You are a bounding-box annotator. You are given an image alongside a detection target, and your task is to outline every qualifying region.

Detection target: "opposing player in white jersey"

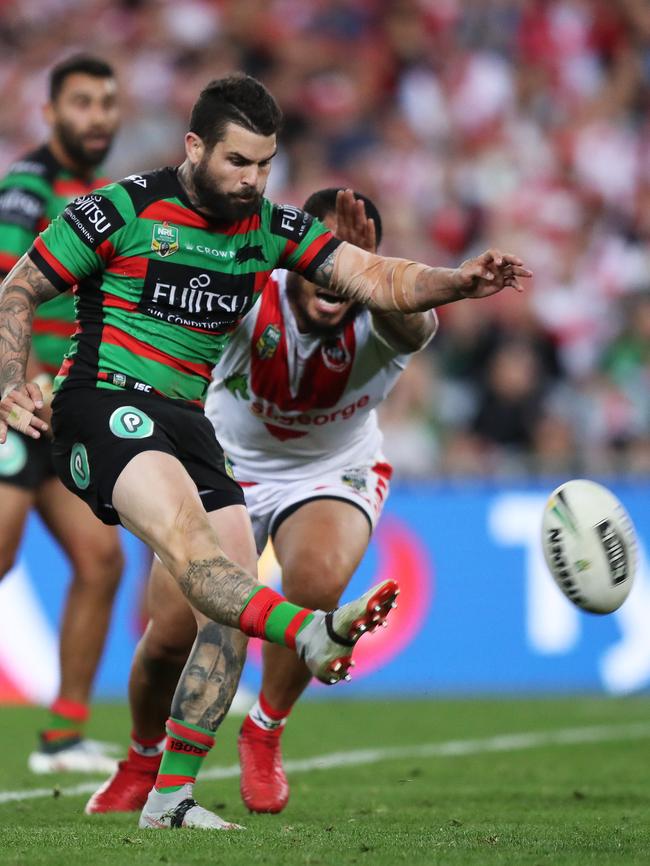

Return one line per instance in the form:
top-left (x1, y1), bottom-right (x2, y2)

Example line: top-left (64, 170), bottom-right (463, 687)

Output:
top-left (211, 188), bottom-right (437, 813)
top-left (84, 188), bottom-right (433, 816)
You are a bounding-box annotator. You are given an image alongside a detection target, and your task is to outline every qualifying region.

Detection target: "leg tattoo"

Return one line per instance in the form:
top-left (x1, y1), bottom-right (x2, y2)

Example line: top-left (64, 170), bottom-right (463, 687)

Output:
top-left (170, 621), bottom-right (247, 731)
top-left (179, 557), bottom-right (256, 627)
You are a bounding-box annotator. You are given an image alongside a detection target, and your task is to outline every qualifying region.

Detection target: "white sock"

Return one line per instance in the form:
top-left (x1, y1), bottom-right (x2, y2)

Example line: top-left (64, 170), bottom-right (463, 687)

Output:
top-left (248, 700), bottom-right (287, 732)
top-left (131, 735), bottom-right (166, 757)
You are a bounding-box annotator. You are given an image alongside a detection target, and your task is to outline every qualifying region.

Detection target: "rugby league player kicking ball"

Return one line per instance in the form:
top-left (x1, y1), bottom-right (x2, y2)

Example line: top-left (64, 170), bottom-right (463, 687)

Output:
top-left (0, 74), bottom-right (530, 830)
top-left (86, 186), bottom-right (440, 817)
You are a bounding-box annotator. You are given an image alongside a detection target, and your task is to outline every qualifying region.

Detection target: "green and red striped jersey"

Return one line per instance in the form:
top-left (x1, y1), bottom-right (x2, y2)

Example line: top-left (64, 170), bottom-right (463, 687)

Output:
top-left (0, 145), bottom-right (108, 374)
top-left (30, 167), bottom-right (341, 407)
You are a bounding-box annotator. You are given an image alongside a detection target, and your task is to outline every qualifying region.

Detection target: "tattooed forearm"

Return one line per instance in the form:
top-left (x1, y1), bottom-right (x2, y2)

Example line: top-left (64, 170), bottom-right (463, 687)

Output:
top-left (178, 556), bottom-right (258, 627)
top-left (371, 309), bottom-right (438, 354)
top-left (412, 266), bottom-right (462, 309)
top-left (171, 621), bottom-right (247, 730)
top-left (311, 249), bottom-right (338, 290)
top-left (0, 255), bottom-right (58, 397)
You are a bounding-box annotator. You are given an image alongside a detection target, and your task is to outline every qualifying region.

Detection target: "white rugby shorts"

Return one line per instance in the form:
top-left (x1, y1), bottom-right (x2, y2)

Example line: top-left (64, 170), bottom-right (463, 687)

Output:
top-left (237, 459), bottom-right (393, 554)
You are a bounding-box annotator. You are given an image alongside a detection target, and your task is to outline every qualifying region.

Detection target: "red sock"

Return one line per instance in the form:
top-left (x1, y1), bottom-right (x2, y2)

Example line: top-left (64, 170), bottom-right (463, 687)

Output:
top-left (43, 698), bottom-right (89, 744)
top-left (239, 587), bottom-right (313, 649)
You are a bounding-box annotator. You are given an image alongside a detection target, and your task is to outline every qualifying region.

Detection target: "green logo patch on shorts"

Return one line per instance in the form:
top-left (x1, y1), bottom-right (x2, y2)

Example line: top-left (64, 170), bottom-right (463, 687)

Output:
top-left (70, 443), bottom-right (90, 489)
top-left (109, 406), bottom-right (154, 439)
top-left (0, 430), bottom-right (28, 477)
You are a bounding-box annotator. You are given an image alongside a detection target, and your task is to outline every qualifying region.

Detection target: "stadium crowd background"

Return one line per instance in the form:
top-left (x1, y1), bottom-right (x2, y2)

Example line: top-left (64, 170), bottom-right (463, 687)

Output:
top-left (0, 0), bottom-right (648, 481)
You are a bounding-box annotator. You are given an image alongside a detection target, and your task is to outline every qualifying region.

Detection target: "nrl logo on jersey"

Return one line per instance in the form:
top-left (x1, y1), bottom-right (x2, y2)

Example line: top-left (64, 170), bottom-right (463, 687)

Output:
top-left (256, 324), bottom-right (281, 359)
top-left (151, 222), bottom-right (179, 258)
top-left (341, 468), bottom-right (367, 492)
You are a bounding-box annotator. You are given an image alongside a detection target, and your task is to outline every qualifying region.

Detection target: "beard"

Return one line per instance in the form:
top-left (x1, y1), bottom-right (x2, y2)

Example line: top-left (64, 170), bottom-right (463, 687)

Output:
top-left (285, 272), bottom-right (361, 338)
top-left (192, 158), bottom-right (262, 222)
top-left (54, 120), bottom-right (111, 169)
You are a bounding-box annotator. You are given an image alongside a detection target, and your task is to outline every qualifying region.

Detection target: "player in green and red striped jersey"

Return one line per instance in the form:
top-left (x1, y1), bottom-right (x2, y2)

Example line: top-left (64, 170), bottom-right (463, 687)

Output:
top-left (0, 54), bottom-right (124, 774)
top-left (0, 74), bottom-right (529, 830)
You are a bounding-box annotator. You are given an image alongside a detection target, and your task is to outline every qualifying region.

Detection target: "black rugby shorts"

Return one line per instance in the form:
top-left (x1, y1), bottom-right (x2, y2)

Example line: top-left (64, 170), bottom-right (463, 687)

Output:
top-left (0, 429), bottom-right (56, 491)
top-left (51, 387), bottom-right (244, 525)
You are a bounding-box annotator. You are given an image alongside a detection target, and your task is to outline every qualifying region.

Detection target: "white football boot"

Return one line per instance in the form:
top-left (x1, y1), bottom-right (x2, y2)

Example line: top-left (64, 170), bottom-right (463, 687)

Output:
top-left (28, 738), bottom-right (119, 774)
top-left (138, 784), bottom-right (244, 830)
top-left (296, 579), bottom-right (399, 684)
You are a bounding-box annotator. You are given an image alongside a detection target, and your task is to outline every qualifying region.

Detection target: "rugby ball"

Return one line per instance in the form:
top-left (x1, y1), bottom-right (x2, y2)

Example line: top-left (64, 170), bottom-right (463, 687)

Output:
top-left (541, 479), bottom-right (637, 614)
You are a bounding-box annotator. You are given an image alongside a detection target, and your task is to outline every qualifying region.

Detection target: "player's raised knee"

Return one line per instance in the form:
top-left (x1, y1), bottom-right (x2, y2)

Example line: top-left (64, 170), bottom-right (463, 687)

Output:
top-left (282, 555), bottom-right (350, 610)
top-left (142, 629), bottom-right (194, 666)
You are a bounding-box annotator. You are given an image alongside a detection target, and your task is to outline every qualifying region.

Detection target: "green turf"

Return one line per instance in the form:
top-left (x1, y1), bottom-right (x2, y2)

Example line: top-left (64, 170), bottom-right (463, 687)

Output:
top-left (1, 696), bottom-right (649, 865)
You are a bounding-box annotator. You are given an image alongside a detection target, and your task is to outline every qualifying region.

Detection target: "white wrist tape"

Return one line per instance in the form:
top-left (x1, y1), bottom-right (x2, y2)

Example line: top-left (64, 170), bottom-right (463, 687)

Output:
top-left (331, 243), bottom-right (430, 312)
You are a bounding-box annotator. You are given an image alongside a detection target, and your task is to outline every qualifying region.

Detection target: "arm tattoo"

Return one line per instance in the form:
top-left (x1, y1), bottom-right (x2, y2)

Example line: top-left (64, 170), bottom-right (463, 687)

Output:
top-left (170, 621), bottom-right (247, 730)
top-left (0, 255), bottom-right (59, 397)
top-left (311, 249), bottom-right (338, 290)
top-left (178, 556), bottom-right (257, 627)
top-left (412, 267), bottom-right (462, 310)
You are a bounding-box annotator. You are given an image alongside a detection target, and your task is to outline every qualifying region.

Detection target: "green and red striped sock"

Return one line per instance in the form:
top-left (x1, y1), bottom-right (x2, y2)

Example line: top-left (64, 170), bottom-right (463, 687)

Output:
top-left (42, 698), bottom-right (89, 748)
top-left (238, 587), bottom-right (314, 649)
top-left (155, 718), bottom-right (215, 793)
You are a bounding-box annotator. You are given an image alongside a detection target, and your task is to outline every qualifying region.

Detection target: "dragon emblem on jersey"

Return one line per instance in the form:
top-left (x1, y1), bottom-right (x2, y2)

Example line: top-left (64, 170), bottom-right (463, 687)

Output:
top-left (224, 373), bottom-right (250, 400)
top-left (321, 337), bottom-right (351, 373)
top-left (256, 324), bottom-right (281, 359)
top-left (341, 468), bottom-right (367, 492)
top-left (151, 222), bottom-right (179, 258)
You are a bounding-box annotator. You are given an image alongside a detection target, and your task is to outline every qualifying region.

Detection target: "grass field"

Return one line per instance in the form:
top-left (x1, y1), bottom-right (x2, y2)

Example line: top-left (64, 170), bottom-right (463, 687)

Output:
top-left (1, 696), bottom-right (649, 865)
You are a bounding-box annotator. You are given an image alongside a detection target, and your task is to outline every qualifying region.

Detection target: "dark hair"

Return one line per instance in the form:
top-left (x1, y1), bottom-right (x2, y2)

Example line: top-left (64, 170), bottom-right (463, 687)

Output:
top-left (189, 74), bottom-right (283, 149)
top-left (302, 188), bottom-right (383, 247)
top-left (49, 54), bottom-right (115, 102)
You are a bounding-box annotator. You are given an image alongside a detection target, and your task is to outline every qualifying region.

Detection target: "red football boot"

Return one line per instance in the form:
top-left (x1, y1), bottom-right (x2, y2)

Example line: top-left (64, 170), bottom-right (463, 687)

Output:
top-left (238, 717), bottom-right (289, 814)
top-left (84, 748), bottom-right (161, 814)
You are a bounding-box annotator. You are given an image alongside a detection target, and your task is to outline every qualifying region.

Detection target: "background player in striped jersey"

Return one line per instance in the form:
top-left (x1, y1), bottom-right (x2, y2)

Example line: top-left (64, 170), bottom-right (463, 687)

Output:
top-left (0, 74), bottom-right (528, 830)
top-left (85, 186), bottom-right (438, 816)
top-left (0, 54), bottom-right (124, 773)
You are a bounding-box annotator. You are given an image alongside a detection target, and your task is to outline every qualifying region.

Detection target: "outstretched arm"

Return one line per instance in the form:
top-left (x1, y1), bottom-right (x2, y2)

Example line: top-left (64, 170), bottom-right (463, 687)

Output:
top-left (0, 254), bottom-right (58, 442)
top-left (333, 189), bottom-right (439, 352)
top-left (313, 195), bottom-right (531, 313)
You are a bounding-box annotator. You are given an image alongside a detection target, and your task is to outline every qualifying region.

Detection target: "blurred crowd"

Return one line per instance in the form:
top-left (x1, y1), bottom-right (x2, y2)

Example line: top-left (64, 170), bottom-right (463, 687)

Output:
top-left (0, 0), bottom-right (648, 479)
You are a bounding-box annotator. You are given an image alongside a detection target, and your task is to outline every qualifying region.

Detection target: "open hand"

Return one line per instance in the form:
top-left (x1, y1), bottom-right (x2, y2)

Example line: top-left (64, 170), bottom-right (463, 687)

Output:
top-left (454, 249), bottom-right (532, 299)
top-left (334, 188), bottom-right (377, 253)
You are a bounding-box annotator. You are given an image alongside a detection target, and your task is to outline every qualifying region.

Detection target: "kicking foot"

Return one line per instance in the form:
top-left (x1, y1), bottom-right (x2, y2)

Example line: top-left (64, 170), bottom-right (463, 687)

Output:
top-left (138, 784), bottom-right (244, 830)
top-left (85, 748), bottom-right (161, 814)
top-left (238, 719), bottom-right (288, 814)
top-left (28, 736), bottom-right (119, 775)
top-left (296, 579), bottom-right (399, 684)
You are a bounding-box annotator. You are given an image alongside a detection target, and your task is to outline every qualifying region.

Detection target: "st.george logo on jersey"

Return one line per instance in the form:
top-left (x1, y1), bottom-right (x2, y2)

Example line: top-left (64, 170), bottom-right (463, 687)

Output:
top-left (321, 337), bottom-right (351, 372)
top-left (151, 222), bottom-right (179, 258)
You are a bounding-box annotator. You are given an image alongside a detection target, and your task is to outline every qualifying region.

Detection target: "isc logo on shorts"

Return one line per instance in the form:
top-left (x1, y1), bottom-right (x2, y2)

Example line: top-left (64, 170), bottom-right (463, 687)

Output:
top-left (109, 406), bottom-right (154, 439)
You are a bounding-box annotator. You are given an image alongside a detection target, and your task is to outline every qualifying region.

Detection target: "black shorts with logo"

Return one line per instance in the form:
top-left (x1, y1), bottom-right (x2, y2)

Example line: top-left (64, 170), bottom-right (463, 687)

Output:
top-left (51, 387), bottom-right (245, 525)
top-left (0, 428), bottom-right (56, 491)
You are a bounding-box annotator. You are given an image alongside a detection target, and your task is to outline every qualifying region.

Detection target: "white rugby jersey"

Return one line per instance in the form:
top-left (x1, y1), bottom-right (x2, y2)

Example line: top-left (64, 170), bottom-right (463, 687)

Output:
top-left (206, 271), bottom-right (424, 482)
